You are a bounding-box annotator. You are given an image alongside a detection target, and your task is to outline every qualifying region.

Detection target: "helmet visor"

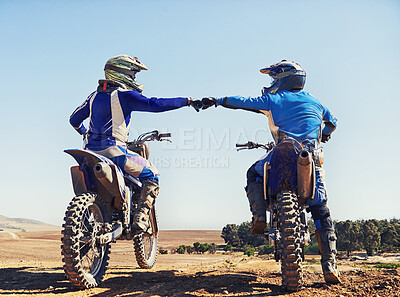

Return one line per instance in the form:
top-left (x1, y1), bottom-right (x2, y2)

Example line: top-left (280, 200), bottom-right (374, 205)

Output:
top-left (260, 66), bottom-right (280, 79)
top-left (260, 67), bottom-right (271, 75)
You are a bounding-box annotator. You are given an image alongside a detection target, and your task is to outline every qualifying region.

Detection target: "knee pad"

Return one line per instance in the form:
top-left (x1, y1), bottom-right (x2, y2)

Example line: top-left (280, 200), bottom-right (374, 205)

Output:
top-left (309, 201), bottom-right (334, 230)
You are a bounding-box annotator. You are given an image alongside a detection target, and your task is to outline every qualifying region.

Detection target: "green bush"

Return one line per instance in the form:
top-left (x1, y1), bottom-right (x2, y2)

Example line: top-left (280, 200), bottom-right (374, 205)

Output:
top-left (258, 244), bottom-right (274, 255)
top-left (199, 243), bottom-right (210, 254)
top-left (304, 242), bottom-right (320, 254)
top-left (374, 263), bottom-right (400, 269)
top-left (193, 242), bottom-right (201, 253)
top-left (176, 245), bottom-right (186, 254)
top-left (159, 249), bottom-right (168, 254)
top-left (209, 243), bottom-right (217, 254)
top-left (224, 244), bottom-right (232, 252)
top-left (244, 245), bottom-right (255, 256)
top-left (186, 245), bottom-right (194, 254)
top-left (190, 242), bottom-right (213, 254)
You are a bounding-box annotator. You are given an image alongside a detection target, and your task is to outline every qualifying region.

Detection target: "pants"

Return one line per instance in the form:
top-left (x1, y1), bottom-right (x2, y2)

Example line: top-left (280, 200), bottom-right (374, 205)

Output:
top-left (88, 145), bottom-right (159, 183)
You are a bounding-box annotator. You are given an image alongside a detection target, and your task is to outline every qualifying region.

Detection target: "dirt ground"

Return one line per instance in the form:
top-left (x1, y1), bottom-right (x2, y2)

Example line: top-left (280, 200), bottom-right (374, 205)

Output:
top-left (1, 230), bottom-right (400, 297)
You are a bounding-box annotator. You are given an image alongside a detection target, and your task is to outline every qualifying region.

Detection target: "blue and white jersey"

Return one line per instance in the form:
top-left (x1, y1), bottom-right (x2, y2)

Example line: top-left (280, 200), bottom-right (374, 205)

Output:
top-left (217, 90), bottom-right (337, 143)
top-left (70, 86), bottom-right (188, 149)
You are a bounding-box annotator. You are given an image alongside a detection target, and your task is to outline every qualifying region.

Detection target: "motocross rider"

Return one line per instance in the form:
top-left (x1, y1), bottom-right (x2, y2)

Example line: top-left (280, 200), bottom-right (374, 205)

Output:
top-left (201, 60), bottom-right (340, 284)
top-left (70, 54), bottom-right (202, 232)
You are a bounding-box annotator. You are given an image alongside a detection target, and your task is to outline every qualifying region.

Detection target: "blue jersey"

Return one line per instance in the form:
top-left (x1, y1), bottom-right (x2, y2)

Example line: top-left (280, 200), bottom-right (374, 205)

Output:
top-left (70, 87), bottom-right (188, 149)
top-left (217, 90), bottom-right (337, 143)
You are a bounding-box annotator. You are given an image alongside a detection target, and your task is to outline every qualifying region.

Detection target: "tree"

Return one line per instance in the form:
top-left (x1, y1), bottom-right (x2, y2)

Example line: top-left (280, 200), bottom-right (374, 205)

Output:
top-left (193, 242), bottom-right (201, 253)
top-left (237, 221), bottom-right (267, 247)
top-left (176, 245), bottom-right (186, 254)
top-left (223, 218), bottom-right (400, 257)
top-left (308, 218), bottom-right (316, 236)
top-left (209, 243), bottom-right (217, 254)
top-left (335, 220), bottom-right (363, 257)
top-left (379, 220), bottom-right (400, 251)
top-left (258, 244), bottom-right (274, 255)
top-left (198, 243), bottom-right (210, 254)
top-left (362, 219), bottom-right (380, 256)
top-left (237, 222), bottom-right (253, 247)
top-left (221, 224), bottom-right (240, 246)
top-left (186, 245), bottom-right (194, 254)
top-left (391, 219), bottom-right (400, 250)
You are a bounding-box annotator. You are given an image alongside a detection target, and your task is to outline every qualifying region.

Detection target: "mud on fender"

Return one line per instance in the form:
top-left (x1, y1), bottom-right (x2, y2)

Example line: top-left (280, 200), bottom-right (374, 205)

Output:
top-left (269, 139), bottom-right (301, 194)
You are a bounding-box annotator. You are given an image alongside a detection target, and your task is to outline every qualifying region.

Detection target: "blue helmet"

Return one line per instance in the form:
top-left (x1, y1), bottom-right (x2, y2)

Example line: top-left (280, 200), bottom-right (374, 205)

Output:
top-left (260, 60), bottom-right (306, 95)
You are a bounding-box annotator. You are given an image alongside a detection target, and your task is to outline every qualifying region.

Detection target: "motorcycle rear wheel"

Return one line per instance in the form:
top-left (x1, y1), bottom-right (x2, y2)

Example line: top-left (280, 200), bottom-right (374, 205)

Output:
top-left (277, 191), bottom-right (303, 291)
top-left (61, 192), bottom-right (111, 288)
top-left (133, 207), bottom-right (158, 269)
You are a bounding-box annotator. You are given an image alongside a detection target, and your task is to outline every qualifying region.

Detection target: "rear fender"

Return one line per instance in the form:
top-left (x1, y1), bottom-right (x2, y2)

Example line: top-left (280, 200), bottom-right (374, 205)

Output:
top-left (65, 149), bottom-right (127, 208)
top-left (70, 166), bottom-right (87, 195)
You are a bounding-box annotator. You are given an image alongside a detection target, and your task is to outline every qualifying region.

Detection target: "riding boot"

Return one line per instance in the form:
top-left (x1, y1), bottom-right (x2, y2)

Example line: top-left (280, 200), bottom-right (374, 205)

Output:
top-left (246, 182), bottom-right (267, 235)
top-left (315, 228), bottom-right (341, 284)
top-left (133, 179), bottom-right (159, 232)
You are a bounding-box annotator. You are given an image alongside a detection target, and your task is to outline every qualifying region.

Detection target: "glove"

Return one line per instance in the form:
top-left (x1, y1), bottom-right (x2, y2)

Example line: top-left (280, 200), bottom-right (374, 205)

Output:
top-left (201, 97), bottom-right (217, 110)
top-left (188, 98), bottom-right (202, 112)
top-left (321, 133), bottom-right (331, 143)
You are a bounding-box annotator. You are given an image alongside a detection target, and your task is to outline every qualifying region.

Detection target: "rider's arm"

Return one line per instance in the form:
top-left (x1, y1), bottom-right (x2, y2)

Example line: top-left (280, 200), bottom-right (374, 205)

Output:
top-left (216, 95), bottom-right (270, 113)
top-left (69, 93), bottom-right (95, 135)
top-left (123, 91), bottom-right (189, 112)
top-left (322, 105), bottom-right (337, 136)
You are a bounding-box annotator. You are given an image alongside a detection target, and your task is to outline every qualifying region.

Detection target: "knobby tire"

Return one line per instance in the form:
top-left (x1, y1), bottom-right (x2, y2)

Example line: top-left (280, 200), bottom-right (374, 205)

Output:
top-left (133, 208), bottom-right (158, 269)
top-left (61, 192), bottom-right (111, 288)
top-left (277, 191), bottom-right (303, 291)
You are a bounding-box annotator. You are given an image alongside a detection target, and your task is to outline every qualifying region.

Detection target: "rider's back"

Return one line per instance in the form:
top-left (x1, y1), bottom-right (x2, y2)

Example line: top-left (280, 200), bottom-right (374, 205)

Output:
top-left (265, 90), bottom-right (326, 142)
top-left (71, 87), bottom-right (189, 150)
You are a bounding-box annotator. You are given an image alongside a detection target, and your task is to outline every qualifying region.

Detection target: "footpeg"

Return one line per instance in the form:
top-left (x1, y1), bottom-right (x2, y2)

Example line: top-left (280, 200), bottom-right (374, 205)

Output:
top-left (99, 222), bottom-right (123, 244)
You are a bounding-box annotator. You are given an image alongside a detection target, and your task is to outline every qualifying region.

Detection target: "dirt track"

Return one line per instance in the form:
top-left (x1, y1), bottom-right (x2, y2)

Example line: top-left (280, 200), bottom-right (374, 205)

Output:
top-left (1, 230), bottom-right (400, 297)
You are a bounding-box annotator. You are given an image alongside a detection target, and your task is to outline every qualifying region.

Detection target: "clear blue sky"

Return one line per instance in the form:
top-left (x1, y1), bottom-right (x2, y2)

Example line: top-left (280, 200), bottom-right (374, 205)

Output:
top-left (1, 0), bottom-right (399, 230)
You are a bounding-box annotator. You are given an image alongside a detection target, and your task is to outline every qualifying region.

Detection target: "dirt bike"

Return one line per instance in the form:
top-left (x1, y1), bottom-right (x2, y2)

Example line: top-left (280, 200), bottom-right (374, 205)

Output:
top-left (236, 138), bottom-right (314, 291)
top-left (61, 130), bottom-right (171, 288)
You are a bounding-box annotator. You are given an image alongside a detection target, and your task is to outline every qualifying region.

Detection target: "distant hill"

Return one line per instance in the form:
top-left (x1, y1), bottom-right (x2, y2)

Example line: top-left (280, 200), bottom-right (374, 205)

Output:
top-left (0, 215), bottom-right (60, 232)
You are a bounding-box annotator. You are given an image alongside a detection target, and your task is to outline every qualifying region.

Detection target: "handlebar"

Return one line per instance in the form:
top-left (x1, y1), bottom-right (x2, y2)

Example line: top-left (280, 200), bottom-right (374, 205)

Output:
top-left (127, 130), bottom-right (172, 147)
top-left (158, 132), bottom-right (172, 139)
top-left (236, 141), bottom-right (275, 151)
top-left (236, 143), bottom-right (250, 148)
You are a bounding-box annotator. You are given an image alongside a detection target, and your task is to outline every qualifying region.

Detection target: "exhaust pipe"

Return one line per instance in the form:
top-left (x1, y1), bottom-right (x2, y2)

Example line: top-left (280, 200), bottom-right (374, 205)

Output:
top-left (297, 150), bottom-right (315, 201)
top-left (94, 162), bottom-right (119, 196)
